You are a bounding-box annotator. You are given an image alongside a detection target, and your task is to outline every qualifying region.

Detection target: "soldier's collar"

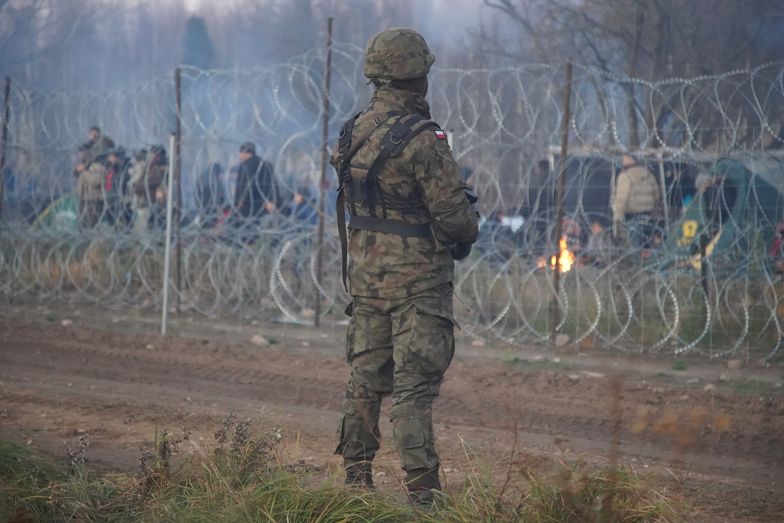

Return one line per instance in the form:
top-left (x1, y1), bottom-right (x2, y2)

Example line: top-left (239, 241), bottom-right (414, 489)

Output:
top-left (372, 86), bottom-right (431, 118)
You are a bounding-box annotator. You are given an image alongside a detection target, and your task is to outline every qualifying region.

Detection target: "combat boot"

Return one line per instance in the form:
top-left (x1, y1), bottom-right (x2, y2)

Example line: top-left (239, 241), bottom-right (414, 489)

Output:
top-left (406, 467), bottom-right (441, 511)
top-left (344, 460), bottom-right (375, 490)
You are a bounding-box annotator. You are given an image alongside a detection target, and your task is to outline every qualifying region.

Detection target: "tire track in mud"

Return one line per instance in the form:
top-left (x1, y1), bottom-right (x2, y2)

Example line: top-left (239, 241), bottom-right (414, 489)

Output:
top-left (2, 323), bottom-right (783, 472)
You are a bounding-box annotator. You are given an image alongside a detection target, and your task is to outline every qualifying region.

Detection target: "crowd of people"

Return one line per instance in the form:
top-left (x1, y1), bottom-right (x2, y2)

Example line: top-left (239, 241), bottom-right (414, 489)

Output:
top-left (70, 125), bottom-right (784, 274)
top-left (71, 127), bottom-right (317, 241)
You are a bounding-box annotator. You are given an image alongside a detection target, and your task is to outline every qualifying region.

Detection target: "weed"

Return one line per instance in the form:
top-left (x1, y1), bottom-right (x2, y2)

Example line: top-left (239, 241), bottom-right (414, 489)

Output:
top-left (0, 419), bottom-right (685, 522)
top-left (136, 427), bottom-right (190, 495)
top-left (672, 360), bottom-right (688, 371)
top-left (66, 433), bottom-right (89, 474)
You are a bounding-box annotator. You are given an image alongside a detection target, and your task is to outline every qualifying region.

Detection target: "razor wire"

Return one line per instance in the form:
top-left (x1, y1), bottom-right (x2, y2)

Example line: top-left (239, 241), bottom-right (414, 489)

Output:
top-left (2, 43), bottom-right (784, 361)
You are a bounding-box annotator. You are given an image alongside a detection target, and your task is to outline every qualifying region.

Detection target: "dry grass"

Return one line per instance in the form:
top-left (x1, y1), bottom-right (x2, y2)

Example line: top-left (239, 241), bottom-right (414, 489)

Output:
top-left (0, 416), bottom-right (685, 522)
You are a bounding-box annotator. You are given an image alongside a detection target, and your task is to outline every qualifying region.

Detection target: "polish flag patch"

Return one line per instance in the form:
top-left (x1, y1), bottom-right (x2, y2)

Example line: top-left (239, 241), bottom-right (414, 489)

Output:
top-left (434, 129), bottom-right (447, 140)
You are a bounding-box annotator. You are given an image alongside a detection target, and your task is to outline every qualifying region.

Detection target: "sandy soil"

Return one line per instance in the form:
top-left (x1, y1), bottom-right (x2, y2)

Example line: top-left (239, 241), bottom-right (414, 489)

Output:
top-left (1, 304), bottom-right (782, 521)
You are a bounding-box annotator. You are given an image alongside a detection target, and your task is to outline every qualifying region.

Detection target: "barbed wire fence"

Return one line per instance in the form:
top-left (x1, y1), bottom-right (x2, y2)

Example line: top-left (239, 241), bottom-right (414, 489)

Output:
top-left (1, 42), bottom-right (784, 362)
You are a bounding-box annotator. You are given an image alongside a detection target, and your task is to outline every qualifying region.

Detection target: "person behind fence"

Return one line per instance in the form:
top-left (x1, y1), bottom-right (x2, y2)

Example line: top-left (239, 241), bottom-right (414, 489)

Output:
top-left (105, 148), bottom-right (131, 228)
top-left (769, 220), bottom-right (784, 274)
top-left (127, 149), bottom-right (147, 232)
top-left (149, 145), bottom-right (169, 230)
top-left (72, 143), bottom-right (91, 179)
top-left (611, 154), bottom-right (660, 248)
top-left (282, 186), bottom-right (317, 228)
top-left (82, 126), bottom-right (115, 167)
top-left (76, 153), bottom-right (106, 228)
top-left (331, 27), bottom-right (479, 510)
top-left (129, 146), bottom-right (166, 234)
top-left (581, 218), bottom-right (612, 266)
top-left (196, 162), bottom-right (229, 229)
top-left (232, 142), bottom-right (277, 241)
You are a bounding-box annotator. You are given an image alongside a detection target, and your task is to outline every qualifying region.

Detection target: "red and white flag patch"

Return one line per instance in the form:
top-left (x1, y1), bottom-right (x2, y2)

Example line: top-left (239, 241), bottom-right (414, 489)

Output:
top-left (434, 129), bottom-right (447, 140)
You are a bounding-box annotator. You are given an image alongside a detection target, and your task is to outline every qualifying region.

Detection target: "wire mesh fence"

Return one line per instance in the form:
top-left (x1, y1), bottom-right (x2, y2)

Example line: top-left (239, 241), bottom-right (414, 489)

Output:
top-left (2, 43), bottom-right (784, 361)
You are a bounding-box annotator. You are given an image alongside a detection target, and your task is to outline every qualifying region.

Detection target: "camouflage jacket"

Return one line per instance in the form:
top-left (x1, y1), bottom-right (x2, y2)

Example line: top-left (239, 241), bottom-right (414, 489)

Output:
top-left (334, 86), bottom-right (479, 299)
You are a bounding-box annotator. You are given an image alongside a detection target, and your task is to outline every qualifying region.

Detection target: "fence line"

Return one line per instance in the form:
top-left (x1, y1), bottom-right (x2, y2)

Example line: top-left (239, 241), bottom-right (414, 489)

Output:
top-left (2, 44), bottom-right (784, 361)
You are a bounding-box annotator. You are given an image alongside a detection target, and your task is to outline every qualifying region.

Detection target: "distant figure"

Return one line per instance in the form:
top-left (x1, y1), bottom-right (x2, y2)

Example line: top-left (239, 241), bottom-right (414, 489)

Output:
top-left (232, 142), bottom-right (277, 242)
top-left (234, 142), bottom-right (277, 218)
top-left (129, 146), bottom-right (167, 234)
top-left (612, 155), bottom-right (660, 247)
top-left (105, 148), bottom-right (131, 227)
top-left (77, 159), bottom-right (106, 228)
top-left (582, 219), bottom-right (611, 266)
top-left (770, 221), bottom-right (784, 274)
top-left (196, 162), bottom-right (228, 229)
top-left (72, 143), bottom-right (91, 179)
top-left (82, 126), bottom-right (115, 167)
top-left (283, 187), bottom-right (317, 227)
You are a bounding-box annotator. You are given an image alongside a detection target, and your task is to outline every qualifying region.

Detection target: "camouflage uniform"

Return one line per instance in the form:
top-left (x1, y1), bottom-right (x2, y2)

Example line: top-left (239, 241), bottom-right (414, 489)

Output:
top-left (333, 28), bottom-right (479, 504)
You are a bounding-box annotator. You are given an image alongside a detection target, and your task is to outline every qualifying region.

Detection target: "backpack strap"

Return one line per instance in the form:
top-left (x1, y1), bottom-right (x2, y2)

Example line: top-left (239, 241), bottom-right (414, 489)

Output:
top-left (361, 114), bottom-right (438, 218)
top-left (334, 110), bottom-right (401, 291)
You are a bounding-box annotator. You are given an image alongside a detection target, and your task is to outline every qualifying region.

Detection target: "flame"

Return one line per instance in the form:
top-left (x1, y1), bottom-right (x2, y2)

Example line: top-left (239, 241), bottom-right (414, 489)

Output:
top-left (551, 236), bottom-right (575, 272)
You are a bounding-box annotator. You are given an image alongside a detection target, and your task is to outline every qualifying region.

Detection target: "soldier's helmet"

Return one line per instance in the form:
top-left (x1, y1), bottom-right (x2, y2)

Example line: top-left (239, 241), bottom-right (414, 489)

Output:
top-left (364, 28), bottom-right (435, 81)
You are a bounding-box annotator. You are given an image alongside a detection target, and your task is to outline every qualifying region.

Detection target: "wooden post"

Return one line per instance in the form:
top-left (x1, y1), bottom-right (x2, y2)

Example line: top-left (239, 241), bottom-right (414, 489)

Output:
top-left (314, 17), bottom-right (333, 328)
top-left (552, 61), bottom-right (573, 339)
top-left (174, 67), bottom-right (183, 313)
top-left (0, 78), bottom-right (10, 222)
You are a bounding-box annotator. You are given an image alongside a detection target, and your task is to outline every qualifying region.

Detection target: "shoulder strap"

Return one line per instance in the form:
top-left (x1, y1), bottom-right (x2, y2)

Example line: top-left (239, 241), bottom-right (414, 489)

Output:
top-left (335, 110), bottom-right (403, 292)
top-left (365, 114), bottom-right (439, 217)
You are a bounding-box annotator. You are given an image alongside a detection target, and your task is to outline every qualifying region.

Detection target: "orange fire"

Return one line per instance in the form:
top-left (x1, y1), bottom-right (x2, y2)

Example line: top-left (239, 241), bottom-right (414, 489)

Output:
top-left (536, 237), bottom-right (576, 272)
top-left (551, 236), bottom-right (575, 272)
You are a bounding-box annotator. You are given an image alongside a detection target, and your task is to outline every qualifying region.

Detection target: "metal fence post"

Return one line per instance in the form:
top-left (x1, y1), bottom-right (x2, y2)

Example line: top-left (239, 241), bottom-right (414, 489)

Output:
top-left (314, 17), bottom-right (334, 328)
top-left (551, 61), bottom-right (573, 340)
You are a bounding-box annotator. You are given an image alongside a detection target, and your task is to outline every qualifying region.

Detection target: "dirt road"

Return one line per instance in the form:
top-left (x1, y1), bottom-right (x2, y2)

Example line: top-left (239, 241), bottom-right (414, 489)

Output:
top-left (1, 306), bottom-right (782, 521)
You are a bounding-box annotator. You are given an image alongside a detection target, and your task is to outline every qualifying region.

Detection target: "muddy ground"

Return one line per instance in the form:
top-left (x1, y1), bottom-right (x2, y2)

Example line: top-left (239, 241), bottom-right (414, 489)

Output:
top-left (1, 303), bottom-right (783, 521)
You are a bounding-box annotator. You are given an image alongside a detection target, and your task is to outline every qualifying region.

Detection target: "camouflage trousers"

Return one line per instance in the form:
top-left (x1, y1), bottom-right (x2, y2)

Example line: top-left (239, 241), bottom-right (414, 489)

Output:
top-left (335, 283), bottom-right (455, 489)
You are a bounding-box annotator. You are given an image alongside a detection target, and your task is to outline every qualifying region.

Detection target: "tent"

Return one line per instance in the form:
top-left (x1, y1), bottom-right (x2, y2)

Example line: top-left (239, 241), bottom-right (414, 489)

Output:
top-left (662, 157), bottom-right (784, 269)
top-left (29, 194), bottom-right (80, 234)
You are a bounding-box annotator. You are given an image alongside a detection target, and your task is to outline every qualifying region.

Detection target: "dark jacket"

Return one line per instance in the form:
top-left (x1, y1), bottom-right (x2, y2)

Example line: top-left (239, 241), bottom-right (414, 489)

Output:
top-left (234, 155), bottom-right (277, 218)
top-left (106, 158), bottom-right (131, 200)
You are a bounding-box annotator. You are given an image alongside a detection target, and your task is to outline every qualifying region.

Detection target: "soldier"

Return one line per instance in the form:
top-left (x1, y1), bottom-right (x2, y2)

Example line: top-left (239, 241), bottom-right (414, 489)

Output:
top-left (332, 28), bottom-right (479, 509)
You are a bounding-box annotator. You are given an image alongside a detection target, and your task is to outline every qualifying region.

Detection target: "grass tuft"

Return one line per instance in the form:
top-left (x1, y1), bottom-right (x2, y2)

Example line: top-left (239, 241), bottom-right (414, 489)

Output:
top-left (0, 420), bottom-right (685, 522)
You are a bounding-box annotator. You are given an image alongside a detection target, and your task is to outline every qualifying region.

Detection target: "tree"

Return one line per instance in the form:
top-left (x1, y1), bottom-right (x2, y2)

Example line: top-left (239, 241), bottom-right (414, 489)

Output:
top-left (182, 16), bottom-right (215, 70)
top-left (0, 0), bottom-right (93, 83)
top-left (480, 0), bottom-right (784, 149)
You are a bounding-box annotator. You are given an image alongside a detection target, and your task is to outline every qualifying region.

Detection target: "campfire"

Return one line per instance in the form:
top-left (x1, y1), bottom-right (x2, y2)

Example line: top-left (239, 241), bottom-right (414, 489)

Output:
top-left (537, 237), bottom-right (576, 272)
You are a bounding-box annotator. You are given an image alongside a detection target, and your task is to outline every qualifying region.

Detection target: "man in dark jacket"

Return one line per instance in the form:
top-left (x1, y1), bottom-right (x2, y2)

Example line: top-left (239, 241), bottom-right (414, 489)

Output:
top-left (232, 142), bottom-right (277, 242)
